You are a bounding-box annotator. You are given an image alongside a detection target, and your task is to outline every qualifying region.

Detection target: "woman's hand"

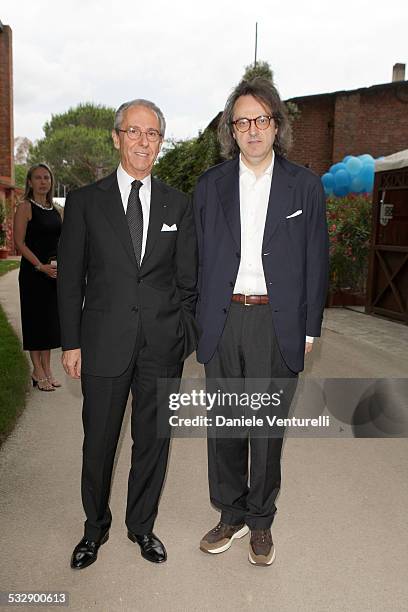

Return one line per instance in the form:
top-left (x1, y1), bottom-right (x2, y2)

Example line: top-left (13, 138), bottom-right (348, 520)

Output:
top-left (39, 263), bottom-right (57, 278)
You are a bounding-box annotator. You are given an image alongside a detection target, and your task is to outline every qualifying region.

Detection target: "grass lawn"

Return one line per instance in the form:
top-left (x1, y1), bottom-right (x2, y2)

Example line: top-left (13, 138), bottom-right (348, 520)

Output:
top-left (0, 268), bottom-right (29, 445)
top-left (0, 259), bottom-right (20, 277)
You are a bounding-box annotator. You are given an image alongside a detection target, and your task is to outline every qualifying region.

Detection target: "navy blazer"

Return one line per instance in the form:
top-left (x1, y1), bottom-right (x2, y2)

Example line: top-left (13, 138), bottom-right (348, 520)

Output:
top-left (193, 155), bottom-right (329, 373)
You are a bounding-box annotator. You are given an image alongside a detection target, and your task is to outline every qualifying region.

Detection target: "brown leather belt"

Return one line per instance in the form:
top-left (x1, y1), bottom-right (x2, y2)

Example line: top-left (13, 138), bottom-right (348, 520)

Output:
top-left (232, 294), bottom-right (269, 306)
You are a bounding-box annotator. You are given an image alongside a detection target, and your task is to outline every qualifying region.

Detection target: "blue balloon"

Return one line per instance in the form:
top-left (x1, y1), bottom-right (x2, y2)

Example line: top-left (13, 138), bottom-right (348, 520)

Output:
top-left (321, 172), bottom-right (334, 195)
top-left (333, 169), bottom-right (351, 197)
top-left (345, 157), bottom-right (363, 176)
top-left (360, 164), bottom-right (374, 192)
top-left (333, 183), bottom-right (350, 197)
top-left (334, 169), bottom-right (351, 187)
top-left (358, 154), bottom-right (375, 166)
top-left (350, 174), bottom-right (365, 193)
top-left (330, 162), bottom-right (347, 175)
top-left (323, 154), bottom-right (376, 195)
top-left (334, 169), bottom-right (350, 187)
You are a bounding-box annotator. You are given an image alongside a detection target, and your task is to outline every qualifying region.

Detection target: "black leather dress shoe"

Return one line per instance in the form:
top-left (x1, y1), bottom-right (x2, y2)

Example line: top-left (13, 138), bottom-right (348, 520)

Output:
top-left (127, 531), bottom-right (167, 563)
top-left (70, 531), bottom-right (109, 570)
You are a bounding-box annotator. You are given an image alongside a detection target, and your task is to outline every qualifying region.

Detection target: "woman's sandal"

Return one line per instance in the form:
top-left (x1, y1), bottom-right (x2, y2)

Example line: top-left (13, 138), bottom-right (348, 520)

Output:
top-left (32, 376), bottom-right (55, 392)
top-left (47, 376), bottom-right (62, 388)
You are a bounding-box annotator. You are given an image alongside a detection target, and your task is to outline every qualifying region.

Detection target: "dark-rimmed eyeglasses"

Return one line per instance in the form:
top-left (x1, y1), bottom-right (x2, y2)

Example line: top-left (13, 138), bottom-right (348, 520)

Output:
top-left (117, 126), bottom-right (162, 142)
top-left (231, 115), bottom-right (274, 132)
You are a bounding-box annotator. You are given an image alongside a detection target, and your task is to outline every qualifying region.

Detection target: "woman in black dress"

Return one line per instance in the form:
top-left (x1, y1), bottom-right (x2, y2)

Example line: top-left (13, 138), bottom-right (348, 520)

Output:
top-left (14, 163), bottom-right (62, 391)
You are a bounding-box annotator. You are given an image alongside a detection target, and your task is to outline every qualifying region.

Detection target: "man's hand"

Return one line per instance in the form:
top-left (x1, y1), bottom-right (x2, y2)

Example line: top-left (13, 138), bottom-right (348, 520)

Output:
top-left (304, 342), bottom-right (314, 355)
top-left (62, 348), bottom-right (82, 379)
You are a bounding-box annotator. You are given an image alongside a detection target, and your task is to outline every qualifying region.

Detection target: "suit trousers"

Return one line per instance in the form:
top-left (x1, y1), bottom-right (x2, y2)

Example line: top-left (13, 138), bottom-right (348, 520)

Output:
top-left (80, 319), bottom-right (183, 541)
top-left (205, 302), bottom-right (298, 530)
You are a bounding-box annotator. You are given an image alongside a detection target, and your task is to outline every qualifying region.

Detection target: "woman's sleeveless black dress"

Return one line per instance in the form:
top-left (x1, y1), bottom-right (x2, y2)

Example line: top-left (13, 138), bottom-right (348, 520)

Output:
top-left (18, 202), bottom-right (62, 350)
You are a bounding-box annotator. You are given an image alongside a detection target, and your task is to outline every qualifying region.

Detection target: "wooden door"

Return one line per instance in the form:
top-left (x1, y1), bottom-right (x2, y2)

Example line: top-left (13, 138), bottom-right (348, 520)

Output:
top-left (366, 169), bottom-right (408, 323)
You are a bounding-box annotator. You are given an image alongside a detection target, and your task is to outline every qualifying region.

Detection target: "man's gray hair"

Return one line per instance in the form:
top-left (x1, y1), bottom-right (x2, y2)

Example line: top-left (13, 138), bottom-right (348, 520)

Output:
top-left (114, 99), bottom-right (166, 136)
top-left (218, 77), bottom-right (292, 159)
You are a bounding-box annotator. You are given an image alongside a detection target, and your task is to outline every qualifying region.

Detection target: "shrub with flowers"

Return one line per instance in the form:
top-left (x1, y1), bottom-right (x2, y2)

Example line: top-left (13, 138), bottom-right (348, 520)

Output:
top-left (0, 196), bottom-right (15, 252)
top-left (326, 194), bottom-right (372, 293)
top-left (0, 200), bottom-right (7, 248)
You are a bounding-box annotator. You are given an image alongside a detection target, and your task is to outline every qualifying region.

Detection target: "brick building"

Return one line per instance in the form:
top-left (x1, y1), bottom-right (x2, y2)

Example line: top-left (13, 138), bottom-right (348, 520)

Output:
top-left (287, 67), bottom-right (408, 176)
top-left (207, 66), bottom-right (408, 178)
top-left (0, 22), bottom-right (21, 255)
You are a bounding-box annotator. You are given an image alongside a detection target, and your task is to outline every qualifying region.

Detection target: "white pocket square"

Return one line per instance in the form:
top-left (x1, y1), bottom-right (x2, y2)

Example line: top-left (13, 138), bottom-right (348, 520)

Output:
top-left (161, 223), bottom-right (177, 232)
top-left (286, 210), bottom-right (302, 219)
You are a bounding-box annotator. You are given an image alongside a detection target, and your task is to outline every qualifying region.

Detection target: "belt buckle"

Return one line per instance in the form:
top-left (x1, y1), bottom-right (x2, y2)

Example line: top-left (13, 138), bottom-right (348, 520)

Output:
top-left (244, 294), bottom-right (253, 306)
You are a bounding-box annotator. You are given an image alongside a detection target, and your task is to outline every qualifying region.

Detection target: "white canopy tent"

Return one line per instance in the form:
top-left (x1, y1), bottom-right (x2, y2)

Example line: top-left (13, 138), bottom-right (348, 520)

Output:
top-left (375, 149), bottom-right (408, 173)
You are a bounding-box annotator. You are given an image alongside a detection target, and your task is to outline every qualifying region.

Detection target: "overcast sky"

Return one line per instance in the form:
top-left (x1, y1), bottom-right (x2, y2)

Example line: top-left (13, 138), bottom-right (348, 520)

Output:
top-left (2, 0), bottom-right (407, 145)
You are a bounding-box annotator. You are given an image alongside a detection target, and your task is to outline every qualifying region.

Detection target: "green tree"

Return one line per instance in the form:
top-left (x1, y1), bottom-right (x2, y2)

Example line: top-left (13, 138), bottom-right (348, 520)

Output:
top-left (14, 164), bottom-right (27, 189)
top-left (242, 60), bottom-right (273, 82)
top-left (155, 59), bottom-right (300, 193)
top-left (14, 137), bottom-right (32, 164)
top-left (154, 129), bottom-right (222, 194)
top-left (241, 60), bottom-right (299, 121)
top-left (29, 103), bottom-right (118, 189)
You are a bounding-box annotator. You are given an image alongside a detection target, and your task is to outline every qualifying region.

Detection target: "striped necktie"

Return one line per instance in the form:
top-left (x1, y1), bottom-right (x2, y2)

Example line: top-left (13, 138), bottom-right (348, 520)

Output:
top-left (126, 179), bottom-right (143, 265)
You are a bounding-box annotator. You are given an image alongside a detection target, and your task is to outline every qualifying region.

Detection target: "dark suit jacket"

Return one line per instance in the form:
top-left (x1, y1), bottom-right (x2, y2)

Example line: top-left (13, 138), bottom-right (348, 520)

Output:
top-left (57, 171), bottom-right (198, 377)
top-left (193, 155), bottom-right (329, 373)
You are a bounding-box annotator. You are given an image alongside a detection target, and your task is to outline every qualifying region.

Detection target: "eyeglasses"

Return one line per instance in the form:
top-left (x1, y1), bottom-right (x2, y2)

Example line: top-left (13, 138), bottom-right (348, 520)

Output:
top-left (117, 126), bottom-right (162, 142)
top-left (231, 115), bottom-right (274, 132)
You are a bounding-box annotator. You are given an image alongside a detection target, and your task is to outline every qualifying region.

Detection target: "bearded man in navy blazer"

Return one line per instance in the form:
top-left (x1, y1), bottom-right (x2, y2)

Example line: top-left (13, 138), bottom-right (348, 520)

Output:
top-left (194, 78), bottom-right (329, 566)
top-left (58, 99), bottom-right (198, 569)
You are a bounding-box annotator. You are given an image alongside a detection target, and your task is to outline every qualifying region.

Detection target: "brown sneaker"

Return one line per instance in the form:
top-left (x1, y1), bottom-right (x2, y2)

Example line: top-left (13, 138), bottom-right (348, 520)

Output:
top-left (248, 529), bottom-right (276, 566)
top-left (200, 521), bottom-right (249, 554)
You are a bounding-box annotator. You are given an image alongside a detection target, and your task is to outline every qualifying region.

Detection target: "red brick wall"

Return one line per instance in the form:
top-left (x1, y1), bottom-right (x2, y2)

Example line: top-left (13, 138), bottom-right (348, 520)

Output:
top-left (287, 81), bottom-right (408, 176)
top-left (332, 92), bottom-right (361, 161)
top-left (289, 95), bottom-right (335, 176)
top-left (348, 85), bottom-right (408, 159)
top-left (0, 25), bottom-right (14, 183)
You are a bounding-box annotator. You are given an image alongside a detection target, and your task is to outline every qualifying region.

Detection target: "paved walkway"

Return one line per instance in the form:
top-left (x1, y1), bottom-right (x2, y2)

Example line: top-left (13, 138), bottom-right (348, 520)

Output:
top-left (0, 268), bottom-right (407, 612)
top-left (323, 306), bottom-right (408, 362)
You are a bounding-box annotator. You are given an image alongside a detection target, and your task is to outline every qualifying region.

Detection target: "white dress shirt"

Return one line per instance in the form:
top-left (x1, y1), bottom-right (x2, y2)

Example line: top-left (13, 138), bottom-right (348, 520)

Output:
top-left (234, 154), bottom-right (314, 344)
top-left (117, 164), bottom-right (151, 262)
top-left (234, 154), bottom-right (274, 295)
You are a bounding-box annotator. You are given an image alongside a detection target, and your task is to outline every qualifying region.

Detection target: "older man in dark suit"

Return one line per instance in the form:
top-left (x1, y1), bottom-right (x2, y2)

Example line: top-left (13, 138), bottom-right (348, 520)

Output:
top-left (58, 99), bottom-right (198, 569)
top-left (194, 78), bottom-right (329, 566)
